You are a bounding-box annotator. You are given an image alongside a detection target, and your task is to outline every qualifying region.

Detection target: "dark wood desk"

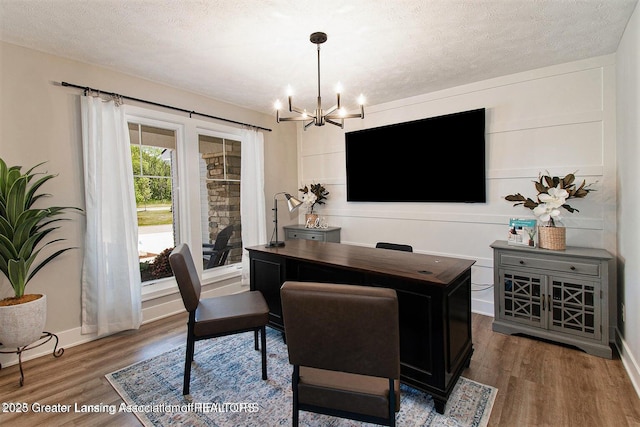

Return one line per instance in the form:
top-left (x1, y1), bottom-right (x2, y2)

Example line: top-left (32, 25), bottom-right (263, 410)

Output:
top-left (247, 240), bottom-right (475, 413)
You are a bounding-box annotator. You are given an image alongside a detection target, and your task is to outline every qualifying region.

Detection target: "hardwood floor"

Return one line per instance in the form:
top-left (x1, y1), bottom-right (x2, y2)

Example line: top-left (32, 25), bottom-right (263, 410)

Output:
top-left (1, 313), bottom-right (639, 426)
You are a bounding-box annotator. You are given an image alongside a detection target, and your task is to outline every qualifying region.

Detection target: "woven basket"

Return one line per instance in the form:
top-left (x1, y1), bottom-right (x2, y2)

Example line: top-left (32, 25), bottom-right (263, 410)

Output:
top-left (538, 226), bottom-right (566, 250)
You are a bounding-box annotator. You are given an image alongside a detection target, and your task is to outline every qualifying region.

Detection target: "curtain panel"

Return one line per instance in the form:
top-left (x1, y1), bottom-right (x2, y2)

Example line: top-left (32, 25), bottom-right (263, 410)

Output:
top-left (80, 96), bottom-right (142, 336)
top-left (240, 128), bottom-right (266, 285)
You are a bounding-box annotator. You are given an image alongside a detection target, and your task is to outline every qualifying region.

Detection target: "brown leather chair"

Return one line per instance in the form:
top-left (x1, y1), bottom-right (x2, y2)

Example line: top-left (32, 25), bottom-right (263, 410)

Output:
top-left (281, 281), bottom-right (400, 427)
top-left (169, 243), bottom-right (269, 395)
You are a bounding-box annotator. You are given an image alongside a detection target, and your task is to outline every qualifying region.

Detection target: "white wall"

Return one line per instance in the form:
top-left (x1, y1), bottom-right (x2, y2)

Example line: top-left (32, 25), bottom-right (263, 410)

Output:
top-left (298, 55), bottom-right (617, 319)
top-left (616, 1), bottom-right (640, 395)
top-left (0, 42), bottom-right (298, 364)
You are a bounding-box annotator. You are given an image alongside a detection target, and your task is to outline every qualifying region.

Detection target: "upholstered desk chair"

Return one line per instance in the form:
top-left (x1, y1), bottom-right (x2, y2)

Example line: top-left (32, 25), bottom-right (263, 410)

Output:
top-left (281, 281), bottom-right (401, 427)
top-left (375, 242), bottom-right (413, 252)
top-left (169, 243), bottom-right (269, 395)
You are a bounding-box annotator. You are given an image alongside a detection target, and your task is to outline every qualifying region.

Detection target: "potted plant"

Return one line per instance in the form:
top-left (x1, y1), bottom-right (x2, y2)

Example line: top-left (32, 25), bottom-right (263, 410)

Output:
top-left (505, 171), bottom-right (595, 250)
top-left (0, 158), bottom-right (80, 348)
top-left (299, 183), bottom-right (329, 228)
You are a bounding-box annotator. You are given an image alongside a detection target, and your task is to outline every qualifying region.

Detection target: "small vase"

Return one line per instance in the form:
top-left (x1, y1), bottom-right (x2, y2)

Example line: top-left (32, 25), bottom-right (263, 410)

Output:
top-left (538, 219), bottom-right (566, 250)
top-left (305, 213), bottom-right (319, 228)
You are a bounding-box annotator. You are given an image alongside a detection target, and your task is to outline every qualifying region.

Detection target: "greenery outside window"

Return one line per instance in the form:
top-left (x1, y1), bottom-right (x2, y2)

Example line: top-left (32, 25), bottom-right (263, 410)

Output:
top-left (129, 123), bottom-right (178, 283)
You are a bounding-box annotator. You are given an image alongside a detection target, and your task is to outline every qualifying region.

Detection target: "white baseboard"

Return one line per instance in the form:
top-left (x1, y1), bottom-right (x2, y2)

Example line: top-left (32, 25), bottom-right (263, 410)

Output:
top-left (615, 328), bottom-right (640, 399)
top-left (0, 281), bottom-right (244, 369)
top-left (472, 298), bottom-right (494, 317)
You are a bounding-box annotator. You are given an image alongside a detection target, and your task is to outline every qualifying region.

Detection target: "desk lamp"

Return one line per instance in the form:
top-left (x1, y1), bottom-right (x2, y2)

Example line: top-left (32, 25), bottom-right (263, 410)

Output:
top-left (268, 192), bottom-right (302, 247)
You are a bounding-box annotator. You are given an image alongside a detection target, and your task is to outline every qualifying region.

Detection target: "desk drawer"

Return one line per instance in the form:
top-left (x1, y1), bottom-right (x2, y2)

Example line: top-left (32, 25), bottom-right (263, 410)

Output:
top-left (500, 254), bottom-right (599, 276)
top-left (285, 230), bottom-right (324, 241)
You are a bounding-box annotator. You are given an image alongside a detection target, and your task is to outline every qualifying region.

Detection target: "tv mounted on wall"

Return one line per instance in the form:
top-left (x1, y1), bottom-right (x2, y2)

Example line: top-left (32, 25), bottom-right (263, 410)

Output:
top-left (345, 108), bottom-right (486, 203)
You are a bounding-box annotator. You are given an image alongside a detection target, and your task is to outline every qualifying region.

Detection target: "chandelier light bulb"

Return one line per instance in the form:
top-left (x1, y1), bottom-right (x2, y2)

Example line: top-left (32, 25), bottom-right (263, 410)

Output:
top-left (358, 94), bottom-right (365, 105)
top-left (274, 100), bottom-right (282, 111)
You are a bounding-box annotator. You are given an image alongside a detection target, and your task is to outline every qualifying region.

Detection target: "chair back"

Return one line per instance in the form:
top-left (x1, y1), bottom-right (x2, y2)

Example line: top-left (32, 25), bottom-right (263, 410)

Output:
top-left (169, 243), bottom-right (202, 312)
top-left (206, 225), bottom-right (234, 267)
top-left (212, 225), bottom-right (233, 250)
top-left (281, 281), bottom-right (400, 379)
top-left (376, 242), bottom-right (413, 252)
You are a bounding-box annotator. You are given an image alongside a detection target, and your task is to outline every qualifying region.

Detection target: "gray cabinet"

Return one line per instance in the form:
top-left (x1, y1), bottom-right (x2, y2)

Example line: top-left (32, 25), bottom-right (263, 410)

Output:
top-left (284, 225), bottom-right (341, 243)
top-left (491, 240), bottom-right (613, 358)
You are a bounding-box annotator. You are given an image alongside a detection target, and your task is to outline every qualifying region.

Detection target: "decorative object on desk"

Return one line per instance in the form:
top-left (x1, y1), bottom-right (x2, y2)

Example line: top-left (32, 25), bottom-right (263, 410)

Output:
top-left (0, 158), bottom-right (80, 348)
top-left (508, 218), bottom-right (537, 247)
top-left (505, 171), bottom-right (595, 250)
top-left (106, 328), bottom-right (497, 427)
top-left (274, 32), bottom-right (365, 131)
top-left (267, 192), bottom-right (302, 247)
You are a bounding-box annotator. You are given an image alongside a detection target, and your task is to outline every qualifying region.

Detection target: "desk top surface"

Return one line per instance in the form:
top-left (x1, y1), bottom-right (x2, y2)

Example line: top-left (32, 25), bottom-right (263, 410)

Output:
top-left (247, 240), bottom-right (475, 286)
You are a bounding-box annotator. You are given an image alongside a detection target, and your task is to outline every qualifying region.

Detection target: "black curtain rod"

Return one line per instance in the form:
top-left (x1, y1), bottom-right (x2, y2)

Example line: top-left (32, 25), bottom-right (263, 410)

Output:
top-left (60, 81), bottom-right (272, 132)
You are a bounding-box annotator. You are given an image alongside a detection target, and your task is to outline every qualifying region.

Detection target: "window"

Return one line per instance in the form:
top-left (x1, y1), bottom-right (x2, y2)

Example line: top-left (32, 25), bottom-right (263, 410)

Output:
top-left (198, 134), bottom-right (242, 271)
top-left (124, 107), bottom-right (245, 292)
top-left (129, 122), bottom-right (178, 284)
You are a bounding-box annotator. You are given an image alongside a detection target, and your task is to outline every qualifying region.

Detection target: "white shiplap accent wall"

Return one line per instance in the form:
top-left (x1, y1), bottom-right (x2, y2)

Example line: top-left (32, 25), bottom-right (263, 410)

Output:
top-left (297, 55), bottom-right (616, 318)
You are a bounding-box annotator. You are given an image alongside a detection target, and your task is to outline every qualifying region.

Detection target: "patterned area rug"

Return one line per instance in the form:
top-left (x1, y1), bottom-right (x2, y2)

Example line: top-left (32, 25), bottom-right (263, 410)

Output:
top-left (106, 328), bottom-right (496, 426)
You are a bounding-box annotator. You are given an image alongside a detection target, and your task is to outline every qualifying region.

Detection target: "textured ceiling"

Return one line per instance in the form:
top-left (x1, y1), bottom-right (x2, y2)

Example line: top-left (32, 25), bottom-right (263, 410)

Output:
top-left (0, 0), bottom-right (637, 114)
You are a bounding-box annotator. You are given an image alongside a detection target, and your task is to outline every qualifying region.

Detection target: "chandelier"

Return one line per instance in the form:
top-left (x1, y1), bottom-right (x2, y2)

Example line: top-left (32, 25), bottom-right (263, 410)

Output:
top-left (275, 32), bottom-right (365, 130)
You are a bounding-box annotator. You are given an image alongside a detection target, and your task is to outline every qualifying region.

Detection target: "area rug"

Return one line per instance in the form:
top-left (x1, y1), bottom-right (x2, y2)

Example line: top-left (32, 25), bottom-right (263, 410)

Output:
top-left (106, 328), bottom-right (496, 426)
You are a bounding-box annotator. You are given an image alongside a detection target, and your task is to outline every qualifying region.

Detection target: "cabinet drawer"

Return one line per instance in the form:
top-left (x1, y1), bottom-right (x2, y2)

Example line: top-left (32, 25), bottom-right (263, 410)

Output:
top-left (500, 254), bottom-right (599, 276)
top-left (285, 230), bottom-right (324, 241)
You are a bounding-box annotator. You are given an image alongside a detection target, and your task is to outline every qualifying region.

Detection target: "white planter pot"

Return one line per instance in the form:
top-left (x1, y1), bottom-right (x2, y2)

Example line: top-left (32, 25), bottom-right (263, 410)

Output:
top-left (0, 294), bottom-right (47, 348)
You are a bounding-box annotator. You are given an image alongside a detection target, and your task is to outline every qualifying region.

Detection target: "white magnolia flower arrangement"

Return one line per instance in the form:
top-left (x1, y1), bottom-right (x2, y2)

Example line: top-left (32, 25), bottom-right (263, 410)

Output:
top-left (298, 183), bottom-right (329, 214)
top-left (505, 172), bottom-right (595, 226)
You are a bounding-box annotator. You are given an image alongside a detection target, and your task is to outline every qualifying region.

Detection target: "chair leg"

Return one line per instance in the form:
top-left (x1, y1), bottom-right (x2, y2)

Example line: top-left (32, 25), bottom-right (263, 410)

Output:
top-left (183, 315), bottom-right (196, 395)
top-left (254, 330), bottom-right (259, 351)
top-left (260, 326), bottom-right (267, 380)
top-left (389, 378), bottom-right (396, 427)
top-left (183, 334), bottom-right (195, 395)
top-left (292, 365), bottom-right (299, 427)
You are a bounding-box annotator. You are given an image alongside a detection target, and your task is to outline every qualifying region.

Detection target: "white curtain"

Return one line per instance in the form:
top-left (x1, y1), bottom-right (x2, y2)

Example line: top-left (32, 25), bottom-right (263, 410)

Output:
top-left (80, 96), bottom-right (142, 336)
top-left (240, 128), bottom-right (266, 285)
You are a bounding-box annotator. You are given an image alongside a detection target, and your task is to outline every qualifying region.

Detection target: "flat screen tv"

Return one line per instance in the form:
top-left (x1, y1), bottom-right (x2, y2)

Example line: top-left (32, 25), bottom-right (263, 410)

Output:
top-left (345, 108), bottom-right (486, 203)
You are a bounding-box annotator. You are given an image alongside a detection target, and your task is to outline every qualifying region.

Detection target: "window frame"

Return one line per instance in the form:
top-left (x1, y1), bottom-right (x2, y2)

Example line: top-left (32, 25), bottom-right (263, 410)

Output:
top-left (125, 106), bottom-right (245, 301)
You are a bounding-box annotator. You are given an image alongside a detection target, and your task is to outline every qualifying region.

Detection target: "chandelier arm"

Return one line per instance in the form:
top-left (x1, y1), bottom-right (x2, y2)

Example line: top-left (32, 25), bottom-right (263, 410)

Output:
top-left (278, 116), bottom-right (315, 122)
top-left (289, 105), bottom-right (314, 116)
top-left (325, 104), bottom-right (365, 119)
top-left (326, 112), bottom-right (363, 120)
top-left (325, 119), bottom-right (345, 129)
top-left (324, 104), bottom-right (339, 115)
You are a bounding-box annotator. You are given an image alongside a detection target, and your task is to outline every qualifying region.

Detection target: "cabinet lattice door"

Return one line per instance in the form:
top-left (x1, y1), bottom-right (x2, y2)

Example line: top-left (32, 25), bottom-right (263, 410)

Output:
top-left (549, 278), bottom-right (600, 339)
top-left (500, 270), bottom-right (545, 328)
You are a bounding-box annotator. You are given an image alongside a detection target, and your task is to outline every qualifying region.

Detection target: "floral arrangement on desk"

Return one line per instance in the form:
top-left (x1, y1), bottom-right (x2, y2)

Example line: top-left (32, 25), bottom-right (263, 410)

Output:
top-left (504, 171), bottom-right (596, 250)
